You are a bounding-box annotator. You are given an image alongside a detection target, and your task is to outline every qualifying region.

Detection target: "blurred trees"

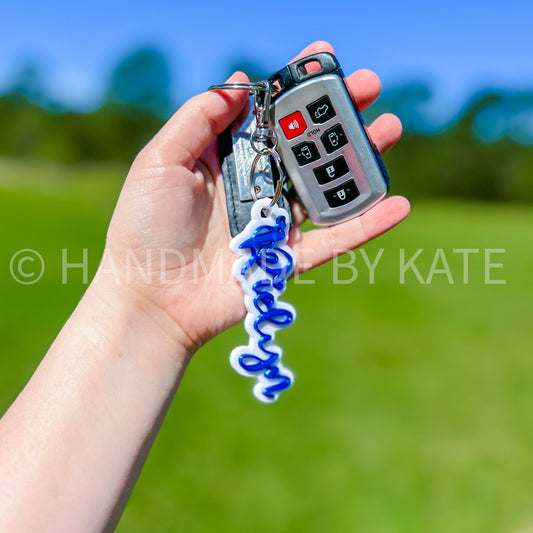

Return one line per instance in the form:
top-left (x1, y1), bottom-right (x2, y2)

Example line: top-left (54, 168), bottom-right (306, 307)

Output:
top-left (382, 89), bottom-right (533, 203)
top-left (0, 47), bottom-right (168, 162)
top-left (0, 47), bottom-right (532, 203)
top-left (106, 47), bottom-right (172, 118)
top-left (0, 97), bottom-right (163, 163)
top-left (5, 61), bottom-right (48, 107)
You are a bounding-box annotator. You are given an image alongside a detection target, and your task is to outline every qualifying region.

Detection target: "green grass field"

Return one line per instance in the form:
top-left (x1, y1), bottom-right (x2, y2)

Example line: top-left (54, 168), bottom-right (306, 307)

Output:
top-left (1, 159), bottom-right (532, 533)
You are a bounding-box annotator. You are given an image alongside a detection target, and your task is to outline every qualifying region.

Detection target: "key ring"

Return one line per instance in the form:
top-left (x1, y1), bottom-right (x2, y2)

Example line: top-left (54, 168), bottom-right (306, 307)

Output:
top-left (208, 81), bottom-right (268, 92)
top-left (209, 80), bottom-right (285, 212)
top-left (208, 81), bottom-right (272, 131)
top-left (250, 149), bottom-right (284, 207)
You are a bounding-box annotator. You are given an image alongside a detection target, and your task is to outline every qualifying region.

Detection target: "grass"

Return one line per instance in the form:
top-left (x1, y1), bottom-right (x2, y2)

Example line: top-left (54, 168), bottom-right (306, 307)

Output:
top-left (1, 159), bottom-right (532, 533)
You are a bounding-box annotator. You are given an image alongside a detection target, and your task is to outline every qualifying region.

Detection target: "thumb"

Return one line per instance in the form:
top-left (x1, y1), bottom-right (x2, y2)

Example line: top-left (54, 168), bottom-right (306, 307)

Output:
top-left (142, 71), bottom-right (250, 169)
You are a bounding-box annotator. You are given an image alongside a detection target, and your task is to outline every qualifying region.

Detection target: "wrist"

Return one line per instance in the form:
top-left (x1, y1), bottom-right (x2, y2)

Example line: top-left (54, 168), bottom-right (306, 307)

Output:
top-left (83, 268), bottom-right (195, 379)
top-left (0, 256), bottom-right (195, 532)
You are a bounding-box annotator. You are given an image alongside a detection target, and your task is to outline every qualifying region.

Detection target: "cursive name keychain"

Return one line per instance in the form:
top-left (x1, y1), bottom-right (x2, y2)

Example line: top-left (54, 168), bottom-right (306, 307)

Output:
top-left (229, 198), bottom-right (295, 402)
top-left (209, 81), bottom-right (296, 402)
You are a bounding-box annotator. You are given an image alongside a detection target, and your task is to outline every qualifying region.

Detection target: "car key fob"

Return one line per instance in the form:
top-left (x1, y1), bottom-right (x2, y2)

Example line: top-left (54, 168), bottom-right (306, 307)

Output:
top-left (268, 52), bottom-right (390, 226)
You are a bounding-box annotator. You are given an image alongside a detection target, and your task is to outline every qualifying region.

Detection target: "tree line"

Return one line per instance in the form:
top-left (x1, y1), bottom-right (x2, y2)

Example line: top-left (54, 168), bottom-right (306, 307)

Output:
top-left (0, 47), bottom-right (532, 203)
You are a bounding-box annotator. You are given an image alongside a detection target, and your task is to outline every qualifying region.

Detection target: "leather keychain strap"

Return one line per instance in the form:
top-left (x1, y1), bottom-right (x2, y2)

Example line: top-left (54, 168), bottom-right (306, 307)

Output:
top-left (217, 115), bottom-right (293, 238)
top-left (210, 82), bottom-right (293, 237)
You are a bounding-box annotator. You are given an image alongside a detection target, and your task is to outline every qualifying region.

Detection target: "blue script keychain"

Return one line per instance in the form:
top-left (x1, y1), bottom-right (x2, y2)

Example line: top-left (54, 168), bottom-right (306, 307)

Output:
top-left (209, 80), bottom-right (296, 402)
top-left (229, 198), bottom-right (295, 402)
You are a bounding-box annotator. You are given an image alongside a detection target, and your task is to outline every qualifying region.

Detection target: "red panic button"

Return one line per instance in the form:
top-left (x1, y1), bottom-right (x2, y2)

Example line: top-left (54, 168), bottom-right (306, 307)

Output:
top-left (279, 111), bottom-right (307, 140)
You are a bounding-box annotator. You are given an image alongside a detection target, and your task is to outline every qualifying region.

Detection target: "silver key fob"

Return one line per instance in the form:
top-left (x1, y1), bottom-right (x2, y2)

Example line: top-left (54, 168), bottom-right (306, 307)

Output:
top-left (269, 53), bottom-right (390, 226)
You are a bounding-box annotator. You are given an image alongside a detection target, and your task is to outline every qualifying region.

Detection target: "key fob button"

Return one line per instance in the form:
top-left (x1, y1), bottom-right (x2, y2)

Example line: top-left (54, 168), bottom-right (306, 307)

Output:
top-left (313, 155), bottom-right (350, 185)
top-left (324, 179), bottom-right (360, 207)
top-left (306, 95), bottom-right (336, 124)
top-left (292, 141), bottom-right (320, 166)
top-left (279, 111), bottom-right (307, 140)
top-left (321, 124), bottom-right (348, 153)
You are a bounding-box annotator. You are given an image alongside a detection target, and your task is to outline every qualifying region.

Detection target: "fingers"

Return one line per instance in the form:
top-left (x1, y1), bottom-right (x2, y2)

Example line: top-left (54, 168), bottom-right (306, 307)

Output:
top-left (368, 113), bottom-right (403, 153)
top-left (289, 40), bottom-right (335, 64)
top-left (290, 110), bottom-right (402, 228)
top-left (289, 197), bottom-right (309, 227)
top-left (288, 42), bottom-right (398, 154)
top-left (289, 43), bottom-right (382, 113)
top-left (290, 196), bottom-right (411, 274)
top-left (142, 71), bottom-right (250, 169)
top-left (344, 69), bottom-right (381, 112)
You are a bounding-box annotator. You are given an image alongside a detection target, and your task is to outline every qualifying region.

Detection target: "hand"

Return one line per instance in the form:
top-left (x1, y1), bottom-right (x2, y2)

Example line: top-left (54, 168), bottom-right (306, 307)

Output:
top-left (0, 44), bottom-right (410, 528)
top-left (101, 41), bottom-right (410, 353)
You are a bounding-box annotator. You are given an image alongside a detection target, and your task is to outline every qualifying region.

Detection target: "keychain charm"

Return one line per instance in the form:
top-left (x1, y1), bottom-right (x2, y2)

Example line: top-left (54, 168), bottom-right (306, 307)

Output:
top-left (209, 80), bottom-right (296, 402)
top-left (229, 198), bottom-right (295, 403)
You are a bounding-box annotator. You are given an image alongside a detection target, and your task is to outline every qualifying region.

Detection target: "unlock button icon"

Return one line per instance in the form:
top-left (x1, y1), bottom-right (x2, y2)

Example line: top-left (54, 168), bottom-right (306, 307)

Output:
top-left (324, 179), bottom-right (360, 207)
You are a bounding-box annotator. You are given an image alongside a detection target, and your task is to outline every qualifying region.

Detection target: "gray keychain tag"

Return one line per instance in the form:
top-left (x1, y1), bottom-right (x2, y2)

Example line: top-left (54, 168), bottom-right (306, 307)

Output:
top-left (212, 87), bottom-right (293, 237)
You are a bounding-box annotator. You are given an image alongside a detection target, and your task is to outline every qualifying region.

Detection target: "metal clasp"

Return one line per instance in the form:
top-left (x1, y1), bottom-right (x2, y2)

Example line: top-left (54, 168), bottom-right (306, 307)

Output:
top-left (208, 80), bottom-right (284, 210)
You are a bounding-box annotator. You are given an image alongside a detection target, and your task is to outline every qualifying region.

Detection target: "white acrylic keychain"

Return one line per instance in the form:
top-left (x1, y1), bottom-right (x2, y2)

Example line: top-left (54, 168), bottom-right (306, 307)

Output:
top-left (229, 198), bottom-right (296, 402)
top-left (210, 80), bottom-right (297, 402)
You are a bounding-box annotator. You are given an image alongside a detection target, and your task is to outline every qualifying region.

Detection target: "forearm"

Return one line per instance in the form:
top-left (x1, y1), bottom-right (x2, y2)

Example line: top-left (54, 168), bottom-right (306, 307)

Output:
top-left (0, 276), bottom-right (191, 532)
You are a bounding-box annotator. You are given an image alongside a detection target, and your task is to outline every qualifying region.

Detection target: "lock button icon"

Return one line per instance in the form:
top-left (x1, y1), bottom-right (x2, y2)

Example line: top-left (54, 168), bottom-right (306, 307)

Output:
top-left (324, 179), bottom-right (359, 208)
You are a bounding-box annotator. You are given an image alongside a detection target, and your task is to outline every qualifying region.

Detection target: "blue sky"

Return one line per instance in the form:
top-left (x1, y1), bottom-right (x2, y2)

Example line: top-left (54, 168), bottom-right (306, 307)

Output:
top-left (1, 0), bottom-right (532, 122)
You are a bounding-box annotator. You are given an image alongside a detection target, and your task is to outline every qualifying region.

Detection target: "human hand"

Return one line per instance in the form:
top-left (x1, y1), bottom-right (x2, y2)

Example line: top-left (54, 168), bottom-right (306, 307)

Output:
top-left (100, 41), bottom-right (410, 353)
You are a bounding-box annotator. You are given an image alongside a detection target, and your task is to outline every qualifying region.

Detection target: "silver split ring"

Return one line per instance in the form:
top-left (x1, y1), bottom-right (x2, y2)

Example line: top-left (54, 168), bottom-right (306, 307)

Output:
top-left (249, 150), bottom-right (284, 210)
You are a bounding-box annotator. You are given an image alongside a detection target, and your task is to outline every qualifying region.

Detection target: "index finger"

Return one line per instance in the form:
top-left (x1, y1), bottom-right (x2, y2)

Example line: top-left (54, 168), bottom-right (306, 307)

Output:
top-left (139, 71), bottom-right (250, 170)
